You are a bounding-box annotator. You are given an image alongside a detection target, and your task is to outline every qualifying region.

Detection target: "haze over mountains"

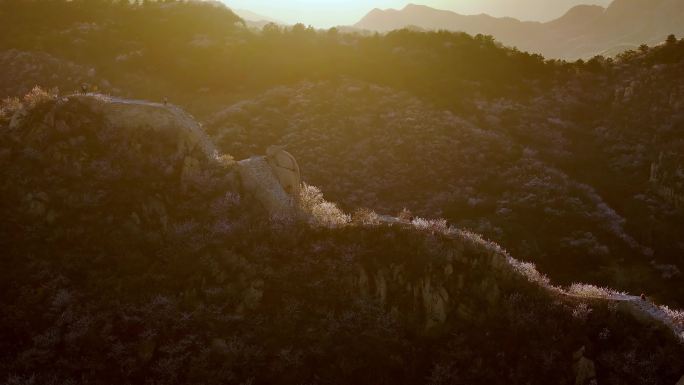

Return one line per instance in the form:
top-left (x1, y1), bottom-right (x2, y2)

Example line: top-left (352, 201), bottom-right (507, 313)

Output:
top-left (354, 0), bottom-right (684, 59)
top-left (231, 8), bottom-right (280, 24)
top-left (229, 7), bottom-right (284, 28)
top-left (222, 0), bottom-right (612, 28)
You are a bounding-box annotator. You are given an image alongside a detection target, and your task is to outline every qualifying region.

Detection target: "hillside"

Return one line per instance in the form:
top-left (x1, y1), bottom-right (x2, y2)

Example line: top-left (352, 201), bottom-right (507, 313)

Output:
top-left (1, 0), bottom-right (683, 302)
top-left (353, 0), bottom-right (684, 59)
top-left (0, 50), bottom-right (117, 98)
top-left (1, 89), bottom-right (683, 384)
top-left (205, 55), bottom-right (684, 308)
top-left (1, 2), bottom-right (684, 383)
top-left (0, 0), bottom-right (557, 106)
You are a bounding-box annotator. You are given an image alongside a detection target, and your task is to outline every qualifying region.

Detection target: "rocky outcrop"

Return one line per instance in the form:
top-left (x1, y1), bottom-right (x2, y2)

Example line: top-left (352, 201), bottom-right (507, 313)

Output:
top-left (237, 156), bottom-right (297, 219)
top-left (8, 93), bottom-right (217, 162)
top-left (266, 145), bottom-right (301, 199)
top-left (353, 220), bottom-right (517, 332)
top-left (649, 152), bottom-right (684, 209)
top-left (237, 147), bottom-right (302, 219)
top-left (10, 93), bottom-right (222, 197)
top-left (8, 92), bottom-right (305, 220)
top-left (67, 94), bottom-right (217, 159)
top-left (56, 95), bottom-right (303, 218)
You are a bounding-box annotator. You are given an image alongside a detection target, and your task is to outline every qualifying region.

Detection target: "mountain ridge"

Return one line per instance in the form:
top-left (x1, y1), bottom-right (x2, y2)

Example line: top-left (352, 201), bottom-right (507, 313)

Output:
top-left (230, 7), bottom-right (284, 25)
top-left (2, 1), bottom-right (684, 382)
top-left (353, 0), bottom-right (684, 59)
top-left (2, 90), bottom-right (683, 383)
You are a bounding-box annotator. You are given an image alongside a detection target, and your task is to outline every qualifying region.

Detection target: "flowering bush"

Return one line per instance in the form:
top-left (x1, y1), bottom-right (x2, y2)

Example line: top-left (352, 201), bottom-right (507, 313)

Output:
top-left (299, 183), bottom-right (350, 228)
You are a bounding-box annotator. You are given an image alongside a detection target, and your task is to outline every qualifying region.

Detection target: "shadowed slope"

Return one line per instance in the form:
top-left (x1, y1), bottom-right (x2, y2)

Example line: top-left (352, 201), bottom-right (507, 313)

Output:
top-left (1, 89), bottom-right (683, 384)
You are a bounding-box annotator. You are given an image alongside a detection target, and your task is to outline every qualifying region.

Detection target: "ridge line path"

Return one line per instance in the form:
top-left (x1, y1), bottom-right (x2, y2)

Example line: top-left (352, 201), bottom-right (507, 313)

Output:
top-left (56, 96), bottom-right (684, 343)
top-left (65, 93), bottom-right (218, 157)
top-left (377, 214), bottom-right (684, 342)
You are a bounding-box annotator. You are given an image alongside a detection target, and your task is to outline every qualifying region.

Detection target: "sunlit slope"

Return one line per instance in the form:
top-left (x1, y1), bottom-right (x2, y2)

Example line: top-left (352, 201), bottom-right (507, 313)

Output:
top-left (205, 77), bottom-right (684, 305)
top-left (0, 0), bottom-right (555, 107)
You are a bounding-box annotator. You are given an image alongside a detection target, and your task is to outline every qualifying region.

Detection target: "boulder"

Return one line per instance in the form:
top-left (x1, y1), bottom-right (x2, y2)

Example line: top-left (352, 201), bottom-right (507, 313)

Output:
top-left (420, 277), bottom-right (449, 330)
top-left (238, 156), bottom-right (297, 219)
top-left (266, 145), bottom-right (301, 199)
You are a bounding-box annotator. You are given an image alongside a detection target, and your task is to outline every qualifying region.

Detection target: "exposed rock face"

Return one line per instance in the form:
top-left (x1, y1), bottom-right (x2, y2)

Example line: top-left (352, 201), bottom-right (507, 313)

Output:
top-left (238, 156), bottom-right (297, 218)
top-left (418, 276), bottom-right (450, 329)
top-left (266, 145), bottom-right (301, 199)
top-left (49, 94), bottom-right (222, 191)
top-left (354, 227), bottom-right (512, 332)
top-left (7, 94), bottom-right (218, 171)
top-left (237, 147), bottom-right (302, 219)
top-left (6, 93), bottom-right (217, 172)
top-left (0, 92), bottom-right (243, 239)
top-left (11, 93), bottom-right (302, 220)
top-left (649, 151), bottom-right (684, 209)
top-left (67, 94), bottom-right (217, 159)
top-left (64, 95), bottom-right (306, 218)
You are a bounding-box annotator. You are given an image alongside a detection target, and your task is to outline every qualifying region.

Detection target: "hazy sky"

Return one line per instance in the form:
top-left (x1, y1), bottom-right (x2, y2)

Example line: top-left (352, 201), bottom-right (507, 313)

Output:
top-left (222, 0), bottom-right (612, 28)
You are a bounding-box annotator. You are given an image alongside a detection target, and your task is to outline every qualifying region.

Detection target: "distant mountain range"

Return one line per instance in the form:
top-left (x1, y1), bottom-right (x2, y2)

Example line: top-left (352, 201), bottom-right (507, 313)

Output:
top-left (354, 0), bottom-right (684, 59)
top-left (221, 5), bottom-right (285, 28)
top-left (231, 8), bottom-right (281, 24)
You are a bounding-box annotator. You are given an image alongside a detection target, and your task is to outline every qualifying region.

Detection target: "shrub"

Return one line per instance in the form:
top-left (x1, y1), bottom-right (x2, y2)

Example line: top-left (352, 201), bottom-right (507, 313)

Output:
top-left (411, 217), bottom-right (450, 234)
top-left (299, 183), bottom-right (350, 228)
top-left (506, 258), bottom-right (552, 288)
top-left (568, 283), bottom-right (627, 299)
top-left (659, 305), bottom-right (684, 327)
top-left (22, 86), bottom-right (57, 109)
top-left (352, 207), bottom-right (381, 225)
